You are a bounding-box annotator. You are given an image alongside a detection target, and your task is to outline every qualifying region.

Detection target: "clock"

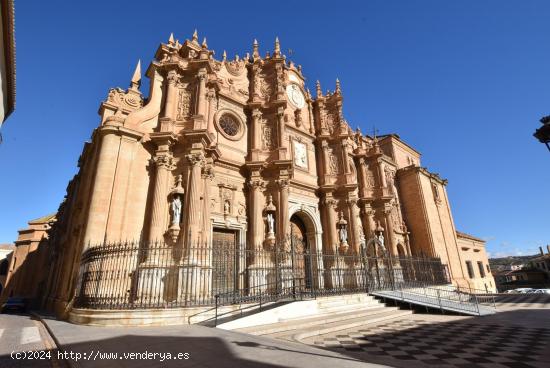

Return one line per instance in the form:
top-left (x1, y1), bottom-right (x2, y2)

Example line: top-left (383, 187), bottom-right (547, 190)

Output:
top-left (286, 84), bottom-right (305, 109)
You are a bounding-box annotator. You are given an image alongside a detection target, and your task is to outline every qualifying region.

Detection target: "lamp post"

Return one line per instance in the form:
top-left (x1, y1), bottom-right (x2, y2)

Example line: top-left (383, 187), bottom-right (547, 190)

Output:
top-left (534, 115), bottom-right (550, 152)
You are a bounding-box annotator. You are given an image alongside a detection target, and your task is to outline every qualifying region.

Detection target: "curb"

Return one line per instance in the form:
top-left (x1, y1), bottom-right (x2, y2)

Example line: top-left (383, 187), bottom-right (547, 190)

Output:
top-left (30, 311), bottom-right (73, 368)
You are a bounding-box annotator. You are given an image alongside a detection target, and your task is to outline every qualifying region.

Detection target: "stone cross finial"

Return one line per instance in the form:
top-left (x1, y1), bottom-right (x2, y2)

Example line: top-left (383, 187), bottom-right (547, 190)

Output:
top-left (130, 60), bottom-right (141, 90)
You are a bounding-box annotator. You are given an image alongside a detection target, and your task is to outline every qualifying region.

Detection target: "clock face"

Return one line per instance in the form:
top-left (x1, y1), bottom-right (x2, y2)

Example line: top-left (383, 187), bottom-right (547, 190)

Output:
top-left (286, 84), bottom-right (305, 109)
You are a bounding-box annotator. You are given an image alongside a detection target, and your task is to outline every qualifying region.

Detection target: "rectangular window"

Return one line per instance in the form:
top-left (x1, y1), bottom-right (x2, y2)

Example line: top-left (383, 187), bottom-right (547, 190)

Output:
top-left (466, 261), bottom-right (475, 279)
top-left (477, 262), bottom-right (485, 278)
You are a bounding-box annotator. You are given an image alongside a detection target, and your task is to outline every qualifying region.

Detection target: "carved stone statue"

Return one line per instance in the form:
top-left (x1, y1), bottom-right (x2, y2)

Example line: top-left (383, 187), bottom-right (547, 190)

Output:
top-left (378, 233), bottom-right (385, 248)
top-left (339, 226), bottom-right (348, 244)
top-left (224, 200), bottom-right (230, 214)
top-left (171, 196), bottom-right (182, 225)
top-left (267, 213), bottom-right (275, 234)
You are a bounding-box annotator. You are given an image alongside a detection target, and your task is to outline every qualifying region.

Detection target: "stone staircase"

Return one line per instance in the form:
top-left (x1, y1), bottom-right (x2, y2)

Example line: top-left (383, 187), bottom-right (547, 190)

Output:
top-left (222, 293), bottom-right (412, 342)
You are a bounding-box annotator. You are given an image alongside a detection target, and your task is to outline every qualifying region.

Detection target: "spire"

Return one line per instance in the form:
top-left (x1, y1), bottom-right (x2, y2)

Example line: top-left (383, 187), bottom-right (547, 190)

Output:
top-left (222, 50), bottom-right (227, 61)
top-left (192, 29), bottom-right (198, 43)
top-left (252, 39), bottom-right (260, 59)
top-left (316, 80), bottom-right (322, 98)
top-left (168, 32), bottom-right (175, 45)
top-left (201, 37), bottom-right (208, 48)
top-left (130, 60), bottom-right (141, 90)
top-left (335, 78), bottom-right (341, 94)
top-left (274, 36), bottom-right (281, 57)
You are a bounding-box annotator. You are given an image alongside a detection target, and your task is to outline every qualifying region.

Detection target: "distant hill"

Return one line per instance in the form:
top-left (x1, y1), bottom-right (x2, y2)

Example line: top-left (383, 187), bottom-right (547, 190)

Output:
top-left (489, 254), bottom-right (539, 267)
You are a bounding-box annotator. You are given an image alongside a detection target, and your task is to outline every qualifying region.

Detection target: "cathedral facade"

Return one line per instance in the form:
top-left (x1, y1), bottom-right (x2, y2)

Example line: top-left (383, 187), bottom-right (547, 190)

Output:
top-left (41, 32), bottom-right (494, 322)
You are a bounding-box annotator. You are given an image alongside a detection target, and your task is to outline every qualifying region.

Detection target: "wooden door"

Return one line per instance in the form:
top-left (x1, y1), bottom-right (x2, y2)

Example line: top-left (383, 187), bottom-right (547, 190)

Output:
top-left (212, 228), bottom-right (237, 299)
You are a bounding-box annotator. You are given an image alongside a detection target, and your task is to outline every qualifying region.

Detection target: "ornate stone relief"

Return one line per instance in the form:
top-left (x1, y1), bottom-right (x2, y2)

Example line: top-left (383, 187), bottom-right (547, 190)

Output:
top-left (261, 121), bottom-right (275, 151)
top-left (293, 140), bottom-right (308, 169)
top-left (176, 84), bottom-right (193, 120)
top-left (366, 170), bottom-right (376, 188)
top-left (328, 148), bottom-right (340, 175)
top-left (106, 88), bottom-right (143, 111)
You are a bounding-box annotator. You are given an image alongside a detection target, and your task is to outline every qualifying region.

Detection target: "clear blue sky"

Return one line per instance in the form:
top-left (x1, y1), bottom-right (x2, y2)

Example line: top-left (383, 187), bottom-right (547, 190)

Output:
top-left (0, 1), bottom-right (548, 257)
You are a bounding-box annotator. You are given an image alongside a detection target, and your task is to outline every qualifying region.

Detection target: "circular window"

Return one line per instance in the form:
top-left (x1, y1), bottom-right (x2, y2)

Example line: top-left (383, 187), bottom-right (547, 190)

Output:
top-left (219, 114), bottom-right (239, 136)
top-left (215, 111), bottom-right (245, 141)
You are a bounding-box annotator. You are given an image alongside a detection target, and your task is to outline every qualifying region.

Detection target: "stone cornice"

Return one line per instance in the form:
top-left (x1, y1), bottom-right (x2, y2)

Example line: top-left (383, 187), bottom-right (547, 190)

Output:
top-left (397, 165), bottom-right (448, 185)
top-left (98, 125), bottom-right (144, 141)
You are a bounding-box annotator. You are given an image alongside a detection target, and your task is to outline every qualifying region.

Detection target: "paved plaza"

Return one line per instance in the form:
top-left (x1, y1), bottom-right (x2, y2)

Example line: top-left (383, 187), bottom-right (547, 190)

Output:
top-left (300, 296), bottom-right (550, 368)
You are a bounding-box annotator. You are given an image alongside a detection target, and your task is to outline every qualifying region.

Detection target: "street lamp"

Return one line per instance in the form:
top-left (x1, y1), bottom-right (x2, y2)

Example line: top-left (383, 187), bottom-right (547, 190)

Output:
top-left (534, 115), bottom-right (550, 152)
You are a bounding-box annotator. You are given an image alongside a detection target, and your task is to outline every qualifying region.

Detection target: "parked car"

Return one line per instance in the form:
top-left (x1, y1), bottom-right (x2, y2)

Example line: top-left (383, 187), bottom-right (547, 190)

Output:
top-left (514, 288), bottom-right (534, 294)
top-left (1, 297), bottom-right (28, 313)
top-left (532, 289), bottom-right (550, 294)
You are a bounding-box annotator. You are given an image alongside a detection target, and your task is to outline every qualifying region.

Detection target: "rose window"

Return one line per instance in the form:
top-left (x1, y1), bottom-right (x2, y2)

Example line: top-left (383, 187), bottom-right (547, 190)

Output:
top-left (219, 114), bottom-right (240, 136)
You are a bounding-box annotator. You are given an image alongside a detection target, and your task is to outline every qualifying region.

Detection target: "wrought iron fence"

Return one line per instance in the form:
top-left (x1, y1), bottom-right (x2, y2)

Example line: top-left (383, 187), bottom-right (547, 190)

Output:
top-left (74, 238), bottom-right (450, 310)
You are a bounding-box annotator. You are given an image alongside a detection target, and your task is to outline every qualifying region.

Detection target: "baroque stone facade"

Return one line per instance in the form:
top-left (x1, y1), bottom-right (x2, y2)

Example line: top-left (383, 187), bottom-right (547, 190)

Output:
top-left (39, 32), bottom-right (494, 320)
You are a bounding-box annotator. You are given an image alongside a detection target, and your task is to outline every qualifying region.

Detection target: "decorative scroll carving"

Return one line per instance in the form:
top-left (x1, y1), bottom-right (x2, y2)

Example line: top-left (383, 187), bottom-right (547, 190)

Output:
top-left (106, 88), bottom-right (143, 111)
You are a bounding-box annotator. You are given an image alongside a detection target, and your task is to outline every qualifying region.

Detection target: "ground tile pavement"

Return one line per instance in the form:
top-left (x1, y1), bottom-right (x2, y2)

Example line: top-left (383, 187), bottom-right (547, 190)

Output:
top-left (304, 314), bottom-right (550, 368)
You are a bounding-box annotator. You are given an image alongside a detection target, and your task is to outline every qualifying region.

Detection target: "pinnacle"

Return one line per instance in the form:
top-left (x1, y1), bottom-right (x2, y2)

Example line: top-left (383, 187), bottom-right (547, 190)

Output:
top-left (202, 37), bottom-right (208, 48)
top-left (222, 50), bottom-right (227, 61)
top-left (192, 29), bottom-right (198, 42)
top-left (168, 32), bottom-right (175, 45)
top-left (316, 80), bottom-right (322, 98)
top-left (274, 36), bottom-right (281, 56)
top-left (130, 60), bottom-right (141, 90)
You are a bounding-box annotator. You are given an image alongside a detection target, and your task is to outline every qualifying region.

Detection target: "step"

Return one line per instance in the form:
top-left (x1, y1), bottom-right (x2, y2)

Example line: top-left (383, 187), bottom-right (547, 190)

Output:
top-left (317, 298), bottom-right (379, 309)
top-left (287, 309), bottom-right (413, 342)
top-left (316, 301), bottom-right (382, 315)
top-left (237, 306), bottom-right (401, 336)
top-left (278, 301), bottom-right (382, 323)
top-left (317, 297), bottom-right (375, 307)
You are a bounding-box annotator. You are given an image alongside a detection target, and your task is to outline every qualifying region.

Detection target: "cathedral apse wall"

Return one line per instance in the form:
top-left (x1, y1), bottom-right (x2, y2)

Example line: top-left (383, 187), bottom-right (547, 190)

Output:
top-left (39, 31), bottom-right (494, 318)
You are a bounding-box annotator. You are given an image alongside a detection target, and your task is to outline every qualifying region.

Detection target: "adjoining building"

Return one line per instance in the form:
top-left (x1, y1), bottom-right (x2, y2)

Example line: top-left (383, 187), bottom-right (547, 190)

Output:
top-left (0, 214), bottom-right (55, 306)
top-left (0, 0), bottom-right (15, 130)
top-left (24, 32), bottom-right (494, 324)
top-left (0, 243), bottom-right (14, 295)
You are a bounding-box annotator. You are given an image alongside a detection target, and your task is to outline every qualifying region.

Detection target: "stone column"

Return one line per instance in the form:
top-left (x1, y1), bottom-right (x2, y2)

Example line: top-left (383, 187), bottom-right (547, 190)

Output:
top-left (323, 197), bottom-right (338, 252)
top-left (164, 70), bottom-right (179, 120)
top-left (184, 152), bottom-right (205, 246)
top-left (197, 69), bottom-right (207, 118)
top-left (251, 109), bottom-right (262, 151)
top-left (377, 161), bottom-right (387, 188)
top-left (358, 157), bottom-right (368, 198)
top-left (148, 154), bottom-right (174, 244)
top-left (200, 164), bottom-right (214, 246)
top-left (247, 178), bottom-right (265, 250)
top-left (82, 129), bottom-right (120, 248)
top-left (321, 140), bottom-right (331, 185)
top-left (341, 141), bottom-right (350, 175)
top-left (384, 208), bottom-right (398, 257)
top-left (277, 178), bottom-right (290, 247)
top-left (347, 199), bottom-right (361, 253)
top-left (206, 91), bottom-right (217, 139)
top-left (277, 107), bottom-right (286, 159)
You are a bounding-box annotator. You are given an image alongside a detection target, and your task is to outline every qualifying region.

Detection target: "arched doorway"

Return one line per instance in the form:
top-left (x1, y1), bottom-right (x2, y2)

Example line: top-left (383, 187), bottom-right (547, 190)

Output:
top-left (290, 214), bottom-right (311, 289)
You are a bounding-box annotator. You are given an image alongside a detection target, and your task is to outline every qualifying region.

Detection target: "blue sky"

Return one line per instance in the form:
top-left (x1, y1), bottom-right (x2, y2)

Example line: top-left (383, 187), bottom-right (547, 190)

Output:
top-left (0, 1), bottom-right (548, 257)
